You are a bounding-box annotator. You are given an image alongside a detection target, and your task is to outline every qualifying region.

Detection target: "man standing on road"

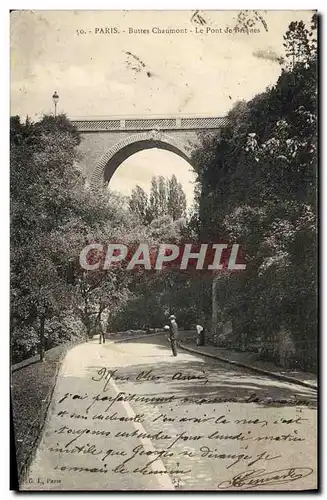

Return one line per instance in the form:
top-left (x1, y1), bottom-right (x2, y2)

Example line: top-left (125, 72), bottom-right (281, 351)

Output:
top-left (99, 326), bottom-right (105, 344)
top-left (168, 314), bottom-right (179, 356)
top-left (98, 311), bottom-right (109, 344)
top-left (196, 321), bottom-right (205, 346)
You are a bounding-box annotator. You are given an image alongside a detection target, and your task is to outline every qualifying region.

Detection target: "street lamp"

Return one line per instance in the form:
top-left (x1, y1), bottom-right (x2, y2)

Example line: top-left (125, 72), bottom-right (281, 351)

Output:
top-left (52, 91), bottom-right (59, 117)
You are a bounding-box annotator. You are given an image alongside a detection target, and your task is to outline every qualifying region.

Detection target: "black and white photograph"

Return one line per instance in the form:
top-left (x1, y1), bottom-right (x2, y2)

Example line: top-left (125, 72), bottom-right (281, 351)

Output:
top-left (10, 9), bottom-right (318, 491)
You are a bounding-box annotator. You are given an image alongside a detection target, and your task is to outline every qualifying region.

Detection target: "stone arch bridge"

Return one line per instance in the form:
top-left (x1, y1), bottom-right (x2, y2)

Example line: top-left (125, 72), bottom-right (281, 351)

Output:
top-left (70, 115), bottom-right (228, 189)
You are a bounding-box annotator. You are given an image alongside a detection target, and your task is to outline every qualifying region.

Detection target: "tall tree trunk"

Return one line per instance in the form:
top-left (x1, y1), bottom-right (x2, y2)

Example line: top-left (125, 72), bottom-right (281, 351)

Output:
top-left (211, 275), bottom-right (221, 345)
top-left (84, 298), bottom-right (91, 341)
top-left (39, 314), bottom-right (46, 362)
top-left (81, 281), bottom-right (91, 341)
top-left (97, 308), bottom-right (103, 343)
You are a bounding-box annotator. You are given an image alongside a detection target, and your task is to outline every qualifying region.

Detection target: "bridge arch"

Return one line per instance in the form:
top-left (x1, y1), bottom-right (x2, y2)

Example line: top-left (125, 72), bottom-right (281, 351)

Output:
top-left (90, 130), bottom-right (193, 189)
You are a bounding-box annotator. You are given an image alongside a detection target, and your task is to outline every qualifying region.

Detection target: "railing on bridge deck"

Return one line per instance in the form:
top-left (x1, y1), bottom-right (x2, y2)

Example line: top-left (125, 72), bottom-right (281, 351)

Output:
top-left (70, 115), bottom-right (228, 132)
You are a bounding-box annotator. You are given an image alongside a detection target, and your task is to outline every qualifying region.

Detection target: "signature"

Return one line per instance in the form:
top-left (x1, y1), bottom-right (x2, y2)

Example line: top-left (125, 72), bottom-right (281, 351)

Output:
top-left (218, 467), bottom-right (313, 489)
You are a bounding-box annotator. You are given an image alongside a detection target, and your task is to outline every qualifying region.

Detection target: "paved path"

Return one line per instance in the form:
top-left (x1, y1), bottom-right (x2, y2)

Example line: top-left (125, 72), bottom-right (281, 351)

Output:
top-left (179, 343), bottom-right (317, 389)
top-left (21, 335), bottom-right (317, 491)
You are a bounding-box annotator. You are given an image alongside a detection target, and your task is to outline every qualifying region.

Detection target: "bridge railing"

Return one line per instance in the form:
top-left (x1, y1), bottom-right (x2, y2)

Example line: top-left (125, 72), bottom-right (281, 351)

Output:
top-left (70, 116), bottom-right (228, 132)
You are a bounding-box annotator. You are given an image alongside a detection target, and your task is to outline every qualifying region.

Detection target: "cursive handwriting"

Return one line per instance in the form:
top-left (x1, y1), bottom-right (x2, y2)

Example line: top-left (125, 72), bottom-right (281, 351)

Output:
top-left (218, 467), bottom-right (313, 489)
top-left (171, 371), bottom-right (209, 384)
top-left (92, 367), bottom-right (210, 390)
top-left (92, 367), bottom-right (130, 392)
top-left (200, 447), bottom-right (281, 469)
top-left (57, 389), bottom-right (314, 409)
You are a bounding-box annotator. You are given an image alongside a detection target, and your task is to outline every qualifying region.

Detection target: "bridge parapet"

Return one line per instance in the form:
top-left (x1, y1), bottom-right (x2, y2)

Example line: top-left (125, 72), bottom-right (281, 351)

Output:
top-left (70, 115), bottom-right (228, 132)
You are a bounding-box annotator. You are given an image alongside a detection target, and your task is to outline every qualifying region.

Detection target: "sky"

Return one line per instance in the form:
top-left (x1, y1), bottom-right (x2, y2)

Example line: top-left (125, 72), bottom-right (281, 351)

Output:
top-left (10, 10), bottom-right (314, 206)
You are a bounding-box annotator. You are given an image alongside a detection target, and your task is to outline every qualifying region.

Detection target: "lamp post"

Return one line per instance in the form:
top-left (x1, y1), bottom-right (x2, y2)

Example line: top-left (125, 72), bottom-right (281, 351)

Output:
top-left (52, 91), bottom-right (59, 117)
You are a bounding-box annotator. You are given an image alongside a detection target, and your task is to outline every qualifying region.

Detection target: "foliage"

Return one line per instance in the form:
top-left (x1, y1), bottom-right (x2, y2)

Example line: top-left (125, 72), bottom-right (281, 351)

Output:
top-left (191, 16), bottom-right (317, 370)
top-left (129, 174), bottom-right (187, 224)
top-left (10, 114), bottom-right (134, 360)
top-left (11, 16), bottom-right (318, 372)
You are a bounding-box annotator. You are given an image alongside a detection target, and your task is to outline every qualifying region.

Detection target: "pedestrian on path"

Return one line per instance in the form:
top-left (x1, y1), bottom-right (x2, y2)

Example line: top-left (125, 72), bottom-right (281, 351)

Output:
top-left (168, 314), bottom-right (178, 356)
top-left (196, 321), bottom-right (205, 346)
top-left (98, 311), bottom-right (109, 344)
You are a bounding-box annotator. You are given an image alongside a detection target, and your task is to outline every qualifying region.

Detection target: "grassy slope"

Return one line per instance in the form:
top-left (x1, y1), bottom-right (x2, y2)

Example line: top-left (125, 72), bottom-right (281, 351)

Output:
top-left (11, 342), bottom-right (80, 481)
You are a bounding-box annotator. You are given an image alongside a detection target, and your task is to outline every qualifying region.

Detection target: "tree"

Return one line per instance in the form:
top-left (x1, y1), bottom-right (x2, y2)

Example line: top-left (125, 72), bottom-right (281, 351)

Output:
top-left (283, 20), bottom-right (315, 70)
top-left (129, 185), bottom-right (149, 223)
top-left (130, 175), bottom-right (188, 224)
top-left (167, 174), bottom-right (187, 220)
top-left (10, 114), bottom-right (132, 360)
top-left (11, 115), bottom-right (85, 360)
top-left (158, 176), bottom-right (167, 217)
top-left (148, 176), bottom-right (160, 221)
top-left (191, 17), bottom-right (317, 370)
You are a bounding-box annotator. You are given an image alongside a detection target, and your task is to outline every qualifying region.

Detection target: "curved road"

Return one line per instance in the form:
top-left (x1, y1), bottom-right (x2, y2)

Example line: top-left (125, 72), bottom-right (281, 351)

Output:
top-left (21, 335), bottom-right (317, 491)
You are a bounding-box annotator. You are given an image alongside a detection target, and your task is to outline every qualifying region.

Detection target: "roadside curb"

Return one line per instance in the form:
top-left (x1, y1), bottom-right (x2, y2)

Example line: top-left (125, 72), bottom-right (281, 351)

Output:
top-left (11, 340), bottom-right (84, 373)
top-left (179, 343), bottom-right (318, 391)
top-left (11, 355), bottom-right (40, 373)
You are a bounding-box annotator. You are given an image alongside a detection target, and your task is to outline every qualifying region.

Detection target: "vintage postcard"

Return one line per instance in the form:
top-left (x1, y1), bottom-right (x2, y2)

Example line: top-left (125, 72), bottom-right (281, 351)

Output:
top-left (10, 10), bottom-right (318, 491)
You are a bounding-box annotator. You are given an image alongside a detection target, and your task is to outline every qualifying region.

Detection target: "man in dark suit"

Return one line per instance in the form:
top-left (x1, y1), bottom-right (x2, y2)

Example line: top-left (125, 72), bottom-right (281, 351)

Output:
top-left (168, 314), bottom-right (178, 356)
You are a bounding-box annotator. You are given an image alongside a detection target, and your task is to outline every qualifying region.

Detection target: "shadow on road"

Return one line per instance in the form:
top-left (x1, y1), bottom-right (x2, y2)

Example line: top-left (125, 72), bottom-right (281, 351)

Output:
top-left (109, 334), bottom-right (317, 408)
